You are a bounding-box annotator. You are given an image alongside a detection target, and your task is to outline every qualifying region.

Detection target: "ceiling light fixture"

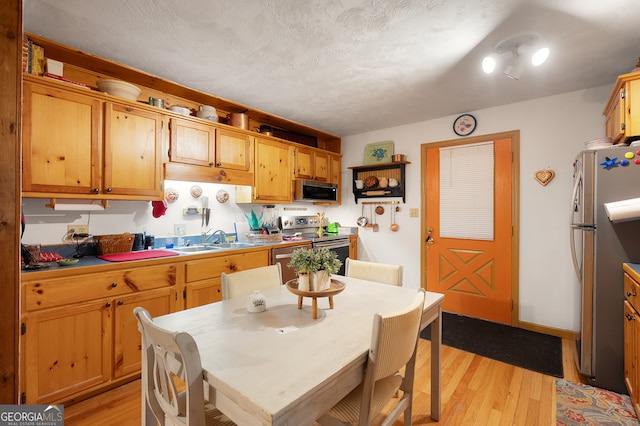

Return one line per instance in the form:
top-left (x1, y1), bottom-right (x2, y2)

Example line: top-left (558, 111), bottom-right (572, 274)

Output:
top-left (482, 34), bottom-right (550, 80)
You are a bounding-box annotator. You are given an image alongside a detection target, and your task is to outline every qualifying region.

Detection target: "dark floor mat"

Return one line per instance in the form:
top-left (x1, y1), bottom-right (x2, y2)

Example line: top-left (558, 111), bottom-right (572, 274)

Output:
top-left (421, 311), bottom-right (564, 377)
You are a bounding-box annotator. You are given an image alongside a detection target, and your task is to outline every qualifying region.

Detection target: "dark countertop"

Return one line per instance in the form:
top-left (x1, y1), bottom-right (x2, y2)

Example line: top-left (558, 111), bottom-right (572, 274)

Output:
top-left (21, 239), bottom-right (315, 275)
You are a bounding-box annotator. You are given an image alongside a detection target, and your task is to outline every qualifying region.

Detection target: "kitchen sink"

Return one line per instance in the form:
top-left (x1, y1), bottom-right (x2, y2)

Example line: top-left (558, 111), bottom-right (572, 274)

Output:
top-left (170, 245), bottom-right (221, 253)
top-left (170, 242), bottom-right (257, 253)
top-left (213, 242), bottom-right (256, 248)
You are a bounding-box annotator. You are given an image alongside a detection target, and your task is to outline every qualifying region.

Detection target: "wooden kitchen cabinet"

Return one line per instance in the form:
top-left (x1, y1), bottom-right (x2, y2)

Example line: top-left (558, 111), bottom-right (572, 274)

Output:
top-left (184, 249), bottom-right (270, 308)
top-left (185, 249), bottom-right (270, 309)
top-left (624, 268), bottom-right (640, 417)
top-left (330, 153), bottom-right (341, 185)
top-left (22, 79), bottom-right (101, 195)
top-left (22, 76), bottom-right (164, 200)
top-left (22, 299), bottom-right (112, 404)
top-left (169, 117), bottom-right (251, 171)
top-left (294, 146), bottom-right (329, 182)
top-left (103, 102), bottom-right (163, 198)
top-left (21, 262), bottom-right (178, 404)
top-left (253, 137), bottom-right (293, 203)
top-left (604, 72), bottom-right (640, 145)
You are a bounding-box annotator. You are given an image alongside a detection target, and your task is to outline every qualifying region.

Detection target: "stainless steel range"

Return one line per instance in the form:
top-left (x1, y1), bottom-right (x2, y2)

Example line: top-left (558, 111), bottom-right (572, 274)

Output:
top-left (278, 215), bottom-right (350, 276)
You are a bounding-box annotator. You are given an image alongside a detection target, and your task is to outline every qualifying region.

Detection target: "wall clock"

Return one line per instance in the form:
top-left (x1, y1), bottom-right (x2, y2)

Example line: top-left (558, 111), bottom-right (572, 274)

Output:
top-left (453, 114), bottom-right (477, 136)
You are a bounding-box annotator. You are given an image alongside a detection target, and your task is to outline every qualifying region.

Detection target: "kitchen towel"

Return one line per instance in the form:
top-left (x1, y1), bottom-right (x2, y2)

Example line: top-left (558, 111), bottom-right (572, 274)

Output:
top-left (98, 249), bottom-right (178, 262)
top-left (604, 197), bottom-right (640, 223)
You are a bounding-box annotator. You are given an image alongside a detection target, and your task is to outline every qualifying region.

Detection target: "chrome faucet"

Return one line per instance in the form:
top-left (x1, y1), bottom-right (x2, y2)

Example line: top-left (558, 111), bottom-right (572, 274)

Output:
top-left (201, 229), bottom-right (227, 245)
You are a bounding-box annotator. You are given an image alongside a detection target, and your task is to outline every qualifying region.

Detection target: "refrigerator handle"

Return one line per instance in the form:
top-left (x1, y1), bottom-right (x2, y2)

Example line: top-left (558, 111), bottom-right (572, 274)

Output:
top-left (570, 168), bottom-right (583, 281)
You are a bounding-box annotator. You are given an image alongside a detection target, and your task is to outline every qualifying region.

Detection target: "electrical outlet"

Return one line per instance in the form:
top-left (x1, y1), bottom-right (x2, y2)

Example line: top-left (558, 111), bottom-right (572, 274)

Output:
top-left (174, 223), bottom-right (186, 236)
top-left (409, 208), bottom-right (419, 218)
top-left (68, 224), bottom-right (89, 235)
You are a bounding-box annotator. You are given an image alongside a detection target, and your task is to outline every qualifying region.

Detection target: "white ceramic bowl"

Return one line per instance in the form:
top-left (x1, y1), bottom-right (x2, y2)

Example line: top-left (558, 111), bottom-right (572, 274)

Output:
top-left (169, 105), bottom-right (191, 116)
top-left (96, 79), bottom-right (141, 101)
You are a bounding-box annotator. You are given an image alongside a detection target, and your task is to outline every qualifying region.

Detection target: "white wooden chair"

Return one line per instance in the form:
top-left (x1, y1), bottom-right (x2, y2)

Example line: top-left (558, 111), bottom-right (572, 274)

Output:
top-left (345, 258), bottom-right (403, 286)
top-left (317, 289), bottom-right (425, 426)
top-left (221, 263), bottom-right (282, 300)
top-left (133, 307), bottom-right (235, 426)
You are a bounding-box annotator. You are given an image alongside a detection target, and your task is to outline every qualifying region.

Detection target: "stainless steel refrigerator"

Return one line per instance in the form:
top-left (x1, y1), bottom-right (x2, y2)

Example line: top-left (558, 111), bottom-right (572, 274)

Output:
top-left (571, 144), bottom-right (640, 393)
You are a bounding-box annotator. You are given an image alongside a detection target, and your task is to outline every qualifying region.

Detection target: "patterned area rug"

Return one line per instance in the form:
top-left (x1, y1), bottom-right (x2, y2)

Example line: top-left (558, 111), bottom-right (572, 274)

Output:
top-left (556, 379), bottom-right (639, 425)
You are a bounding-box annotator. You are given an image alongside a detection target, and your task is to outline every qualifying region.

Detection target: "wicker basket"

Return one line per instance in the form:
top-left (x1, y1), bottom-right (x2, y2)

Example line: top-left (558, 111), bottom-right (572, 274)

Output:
top-left (94, 233), bottom-right (135, 255)
top-left (246, 232), bottom-right (283, 243)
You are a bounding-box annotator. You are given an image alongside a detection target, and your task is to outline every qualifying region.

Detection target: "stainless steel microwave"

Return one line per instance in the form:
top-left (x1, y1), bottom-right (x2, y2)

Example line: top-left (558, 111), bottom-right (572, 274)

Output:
top-left (294, 180), bottom-right (338, 202)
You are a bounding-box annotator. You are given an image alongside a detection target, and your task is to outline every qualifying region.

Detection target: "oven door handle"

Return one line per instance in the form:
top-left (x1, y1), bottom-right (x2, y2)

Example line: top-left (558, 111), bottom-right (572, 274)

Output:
top-left (274, 253), bottom-right (294, 260)
top-left (313, 240), bottom-right (350, 250)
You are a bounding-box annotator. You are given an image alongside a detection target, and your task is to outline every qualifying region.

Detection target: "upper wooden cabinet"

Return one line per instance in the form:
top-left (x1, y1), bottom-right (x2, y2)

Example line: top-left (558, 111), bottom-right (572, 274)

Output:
top-left (604, 72), bottom-right (640, 145)
top-left (254, 137), bottom-right (293, 203)
top-left (22, 80), bottom-right (101, 195)
top-left (294, 146), bottom-right (330, 182)
top-left (22, 77), bottom-right (164, 200)
top-left (104, 102), bottom-right (163, 198)
top-left (168, 117), bottom-right (251, 171)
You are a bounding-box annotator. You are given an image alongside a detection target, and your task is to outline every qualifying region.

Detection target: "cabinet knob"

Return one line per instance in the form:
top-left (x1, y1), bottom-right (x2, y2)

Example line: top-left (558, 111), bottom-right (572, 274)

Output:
top-left (105, 302), bottom-right (111, 308)
top-left (209, 162), bottom-right (214, 166)
top-left (106, 187), bottom-right (112, 193)
top-left (117, 300), bottom-right (123, 306)
top-left (93, 188), bottom-right (100, 194)
top-left (111, 282), bottom-right (118, 288)
top-left (216, 162), bottom-right (222, 167)
top-left (230, 263), bottom-right (236, 271)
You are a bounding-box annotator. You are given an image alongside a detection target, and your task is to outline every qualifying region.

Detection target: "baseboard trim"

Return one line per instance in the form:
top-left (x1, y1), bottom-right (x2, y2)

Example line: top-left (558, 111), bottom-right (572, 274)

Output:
top-left (517, 320), bottom-right (579, 340)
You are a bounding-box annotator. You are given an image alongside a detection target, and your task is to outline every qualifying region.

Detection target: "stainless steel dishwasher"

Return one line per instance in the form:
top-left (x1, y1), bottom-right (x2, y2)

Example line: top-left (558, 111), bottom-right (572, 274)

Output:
top-left (271, 241), bottom-right (312, 283)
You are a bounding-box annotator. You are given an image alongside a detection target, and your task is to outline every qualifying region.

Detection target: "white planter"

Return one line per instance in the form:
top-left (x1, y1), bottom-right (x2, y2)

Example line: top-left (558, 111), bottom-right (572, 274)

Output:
top-left (311, 270), bottom-right (330, 291)
top-left (298, 274), bottom-right (310, 291)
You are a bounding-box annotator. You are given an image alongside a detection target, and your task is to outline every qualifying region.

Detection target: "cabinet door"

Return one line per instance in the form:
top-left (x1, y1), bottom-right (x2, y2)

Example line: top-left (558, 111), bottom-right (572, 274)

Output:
top-left (185, 279), bottom-right (222, 308)
top-left (627, 79), bottom-right (640, 140)
top-left (169, 117), bottom-right (215, 166)
top-left (330, 154), bottom-right (341, 185)
top-left (113, 287), bottom-right (177, 378)
top-left (314, 151), bottom-right (329, 182)
top-left (254, 137), bottom-right (293, 202)
top-left (624, 301), bottom-right (637, 401)
top-left (22, 81), bottom-right (101, 194)
top-left (216, 128), bottom-right (251, 171)
top-left (295, 147), bottom-right (314, 179)
top-left (22, 300), bottom-right (112, 404)
top-left (104, 102), bottom-right (163, 198)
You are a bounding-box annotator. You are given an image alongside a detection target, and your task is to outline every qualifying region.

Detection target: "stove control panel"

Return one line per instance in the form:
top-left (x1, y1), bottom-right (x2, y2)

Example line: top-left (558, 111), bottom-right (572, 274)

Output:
top-left (280, 215), bottom-right (324, 231)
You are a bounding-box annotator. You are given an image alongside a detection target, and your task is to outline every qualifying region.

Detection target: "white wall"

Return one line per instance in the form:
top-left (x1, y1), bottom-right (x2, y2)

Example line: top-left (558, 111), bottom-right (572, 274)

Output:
top-left (22, 84), bottom-right (612, 332)
top-left (324, 84), bottom-right (612, 332)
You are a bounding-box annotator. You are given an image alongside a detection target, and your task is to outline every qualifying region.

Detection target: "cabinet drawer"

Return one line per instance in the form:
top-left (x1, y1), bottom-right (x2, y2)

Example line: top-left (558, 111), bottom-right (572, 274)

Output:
top-left (185, 250), bottom-right (269, 282)
top-left (625, 273), bottom-right (640, 313)
top-left (24, 264), bottom-right (177, 311)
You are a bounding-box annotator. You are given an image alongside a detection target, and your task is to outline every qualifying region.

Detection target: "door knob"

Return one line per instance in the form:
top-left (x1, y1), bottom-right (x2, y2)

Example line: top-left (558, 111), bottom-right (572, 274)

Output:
top-left (426, 227), bottom-right (435, 245)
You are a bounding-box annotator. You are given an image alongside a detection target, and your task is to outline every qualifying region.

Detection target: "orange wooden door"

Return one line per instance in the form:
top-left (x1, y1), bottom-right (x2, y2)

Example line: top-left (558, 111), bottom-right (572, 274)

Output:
top-left (425, 136), bottom-right (514, 324)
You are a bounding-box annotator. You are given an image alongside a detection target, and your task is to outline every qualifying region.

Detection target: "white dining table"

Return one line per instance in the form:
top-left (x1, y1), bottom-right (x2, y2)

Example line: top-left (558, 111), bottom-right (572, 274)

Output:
top-left (148, 276), bottom-right (444, 425)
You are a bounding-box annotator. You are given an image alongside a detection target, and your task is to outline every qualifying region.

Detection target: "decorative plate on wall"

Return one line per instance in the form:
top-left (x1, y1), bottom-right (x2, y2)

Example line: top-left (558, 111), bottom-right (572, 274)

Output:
top-left (364, 141), bottom-right (394, 164)
top-left (453, 114), bottom-right (477, 136)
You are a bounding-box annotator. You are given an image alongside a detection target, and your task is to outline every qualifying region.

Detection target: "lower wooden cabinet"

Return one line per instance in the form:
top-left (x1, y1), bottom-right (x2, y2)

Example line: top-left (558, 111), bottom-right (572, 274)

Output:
top-left (624, 270), bottom-right (640, 417)
top-left (184, 249), bottom-right (269, 308)
top-left (21, 262), bottom-right (178, 404)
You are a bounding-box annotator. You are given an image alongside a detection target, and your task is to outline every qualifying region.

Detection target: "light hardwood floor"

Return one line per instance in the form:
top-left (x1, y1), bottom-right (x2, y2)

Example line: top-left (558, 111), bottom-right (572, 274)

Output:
top-left (63, 338), bottom-right (586, 425)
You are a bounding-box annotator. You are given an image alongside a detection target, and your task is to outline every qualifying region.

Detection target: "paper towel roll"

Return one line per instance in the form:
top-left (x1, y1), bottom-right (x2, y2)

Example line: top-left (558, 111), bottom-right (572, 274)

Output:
top-left (604, 198), bottom-right (640, 223)
top-left (50, 200), bottom-right (105, 211)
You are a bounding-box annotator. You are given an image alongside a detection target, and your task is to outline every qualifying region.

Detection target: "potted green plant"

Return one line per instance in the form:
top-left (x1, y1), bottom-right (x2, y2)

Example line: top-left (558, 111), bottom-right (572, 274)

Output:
top-left (287, 248), bottom-right (342, 291)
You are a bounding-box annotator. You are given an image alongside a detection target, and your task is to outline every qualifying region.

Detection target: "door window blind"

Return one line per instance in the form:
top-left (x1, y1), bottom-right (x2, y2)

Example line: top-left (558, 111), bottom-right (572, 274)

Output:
top-left (439, 141), bottom-right (494, 240)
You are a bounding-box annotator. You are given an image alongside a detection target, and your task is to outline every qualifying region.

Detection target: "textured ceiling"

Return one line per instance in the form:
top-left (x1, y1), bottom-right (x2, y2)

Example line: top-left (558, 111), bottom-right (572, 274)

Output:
top-left (23, 0), bottom-right (640, 136)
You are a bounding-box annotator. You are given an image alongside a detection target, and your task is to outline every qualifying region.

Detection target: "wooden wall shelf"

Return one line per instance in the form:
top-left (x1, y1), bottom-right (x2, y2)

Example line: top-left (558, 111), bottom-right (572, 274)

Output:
top-left (348, 162), bottom-right (409, 203)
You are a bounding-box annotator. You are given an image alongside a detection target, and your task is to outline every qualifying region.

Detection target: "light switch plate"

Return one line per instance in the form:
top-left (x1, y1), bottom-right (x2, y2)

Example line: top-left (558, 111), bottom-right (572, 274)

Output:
top-left (409, 208), bottom-right (419, 218)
